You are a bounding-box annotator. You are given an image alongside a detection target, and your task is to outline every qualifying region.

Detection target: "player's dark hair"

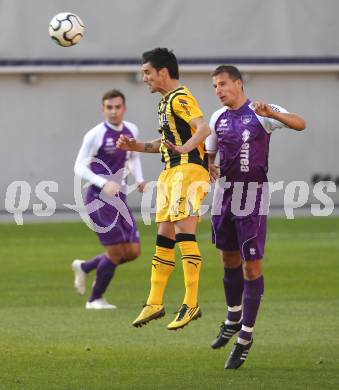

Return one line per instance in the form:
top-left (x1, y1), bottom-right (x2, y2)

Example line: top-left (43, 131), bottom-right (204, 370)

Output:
top-left (142, 48), bottom-right (179, 79)
top-left (102, 89), bottom-right (126, 105)
top-left (212, 65), bottom-right (243, 81)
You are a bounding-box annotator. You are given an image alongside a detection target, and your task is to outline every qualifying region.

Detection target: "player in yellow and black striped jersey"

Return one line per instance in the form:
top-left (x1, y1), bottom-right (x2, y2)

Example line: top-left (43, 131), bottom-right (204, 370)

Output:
top-left (117, 48), bottom-right (211, 331)
top-left (158, 85), bottom-right (208, 170)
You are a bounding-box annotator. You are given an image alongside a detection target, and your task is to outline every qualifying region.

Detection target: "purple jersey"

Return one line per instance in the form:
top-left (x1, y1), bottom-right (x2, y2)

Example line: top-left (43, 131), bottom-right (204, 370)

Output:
top-left (207, 99), bottom-right (288, 183)
top-left (74, 120), bottom-right (143, 246)
top-left (207, 100), bottom-right (288, 260)
top-left (75, 120), bottom-right (144, 195)
top-left (90, 123), bottom-right (132, 180)
top-left (89, 123), bottom-right (134, 195)
top-left (87, 123), bottom-right (134, 203)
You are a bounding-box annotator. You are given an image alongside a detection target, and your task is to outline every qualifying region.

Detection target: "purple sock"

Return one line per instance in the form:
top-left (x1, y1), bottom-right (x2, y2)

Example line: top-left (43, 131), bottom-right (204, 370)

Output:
top-left (223, 265), bottom-right (244, 322)
top-left (81, 254), bottom-right (102, 273)
top-left (239, 275), bottom-right (264, 341)
top-left (89, 256), bottom-right (117, 302)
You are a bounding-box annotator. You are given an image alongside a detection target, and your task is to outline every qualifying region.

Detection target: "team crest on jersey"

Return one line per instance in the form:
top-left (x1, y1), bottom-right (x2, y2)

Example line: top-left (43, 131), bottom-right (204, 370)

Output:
top-left (242, 129), bottom-right (250, 142)
top-left (106, 138), bottom-right (114, 146)
top-left (241, 115), bottom-right (252, 124)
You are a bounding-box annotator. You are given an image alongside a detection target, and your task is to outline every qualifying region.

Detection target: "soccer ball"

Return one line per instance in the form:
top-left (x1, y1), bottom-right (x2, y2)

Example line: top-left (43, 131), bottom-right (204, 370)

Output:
top-left (49, 12), bottom-right (85, 47)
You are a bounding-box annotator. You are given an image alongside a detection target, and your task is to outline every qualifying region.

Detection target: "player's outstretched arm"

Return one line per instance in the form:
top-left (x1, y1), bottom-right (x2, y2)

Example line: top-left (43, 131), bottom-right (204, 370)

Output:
top-left (143, 138), bottom-right (162, 153)
top-left (117, 135), bottom-right (161, 153)
top-left (164, 117), bottom-right (211, 154)
top-left (253, 101), bottom-right (306, 131)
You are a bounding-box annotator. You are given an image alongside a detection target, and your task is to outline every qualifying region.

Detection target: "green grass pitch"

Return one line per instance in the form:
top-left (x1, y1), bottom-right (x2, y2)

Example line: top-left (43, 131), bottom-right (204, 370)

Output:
top-left (0, 217), bottom-right (338, 389)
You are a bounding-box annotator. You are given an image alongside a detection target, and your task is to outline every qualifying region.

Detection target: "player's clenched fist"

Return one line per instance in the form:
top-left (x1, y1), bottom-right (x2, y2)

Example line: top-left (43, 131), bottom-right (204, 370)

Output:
top-left (117, 135), bottom-right (138, 151)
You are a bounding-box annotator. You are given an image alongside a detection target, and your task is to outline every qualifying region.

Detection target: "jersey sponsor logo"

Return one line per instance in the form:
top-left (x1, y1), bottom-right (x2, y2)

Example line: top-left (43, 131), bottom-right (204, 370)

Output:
top-left (240, 142), bottom-right (250, 172)
top-left (241, 114), bottom-right (252, 124)
top-left (106, 137), bottom-right (114, 146)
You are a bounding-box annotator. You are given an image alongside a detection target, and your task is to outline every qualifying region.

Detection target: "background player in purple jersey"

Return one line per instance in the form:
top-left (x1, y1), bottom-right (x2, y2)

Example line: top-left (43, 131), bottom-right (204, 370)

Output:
top-left (206, 66), bottom-right (306, 369)
top-left (72, 89), bottom-right (146, 310)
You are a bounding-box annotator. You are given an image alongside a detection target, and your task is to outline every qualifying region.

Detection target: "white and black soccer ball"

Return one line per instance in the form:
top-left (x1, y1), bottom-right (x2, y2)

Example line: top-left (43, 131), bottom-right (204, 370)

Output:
top-left (49, 12), bottom-right (85, 47)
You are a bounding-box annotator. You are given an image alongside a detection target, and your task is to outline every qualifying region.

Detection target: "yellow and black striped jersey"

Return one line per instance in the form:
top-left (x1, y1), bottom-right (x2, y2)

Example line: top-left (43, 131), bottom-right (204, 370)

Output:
top-left (157, 86), bottom-right (208, 170)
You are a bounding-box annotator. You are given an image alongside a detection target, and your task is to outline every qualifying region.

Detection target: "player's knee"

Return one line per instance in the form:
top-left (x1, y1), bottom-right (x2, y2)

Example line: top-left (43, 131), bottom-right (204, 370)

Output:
top-left (243, 260), bottom-right (262, 280)
top-left (124, 246), bottom-right (141, 262)
top-left (222, 251), bottom-right (242, 268)
top-left (106, 248), bottom-right (124, 265)
top-left (121, 243), bottom-right (141, 262)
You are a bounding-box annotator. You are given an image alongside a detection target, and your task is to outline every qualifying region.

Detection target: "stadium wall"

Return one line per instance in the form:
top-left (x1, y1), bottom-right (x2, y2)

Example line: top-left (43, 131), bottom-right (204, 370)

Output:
top-left (0, 0), bottom-right (338, 214)
top-left (0, 0), bottom-right (338, 58)
top-left (0, 68), bottom-right (338, 212)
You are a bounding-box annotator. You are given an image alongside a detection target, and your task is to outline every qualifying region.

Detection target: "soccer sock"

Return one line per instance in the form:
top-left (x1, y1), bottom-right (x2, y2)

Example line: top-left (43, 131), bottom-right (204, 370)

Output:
top-left (89, 256), bottom-right (117, 302)
top-left (146, 235), bottom-right (176, 305)
top-left (81, 254), bottom-right (102, 273)
top-left (177, 234), bottom-right (202, 308)
top-left (223, 265), bottom-right (244, 324)
top-left (238, 275), bottom-right (264, 344)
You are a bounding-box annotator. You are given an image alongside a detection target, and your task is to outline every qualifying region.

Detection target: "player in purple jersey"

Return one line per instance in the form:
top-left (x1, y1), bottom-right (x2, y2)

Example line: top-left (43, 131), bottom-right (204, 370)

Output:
top-left (206, 66), bottom-right (306, 369)
top-left (72, 89), bottom-right (146, 309)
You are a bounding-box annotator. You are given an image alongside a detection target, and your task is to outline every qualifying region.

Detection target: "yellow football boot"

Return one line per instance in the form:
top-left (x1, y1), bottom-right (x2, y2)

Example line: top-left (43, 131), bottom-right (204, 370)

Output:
top-left (167, 304), bottom-right (202, 330)
top-left (132, 304), bottom-right (165, 327)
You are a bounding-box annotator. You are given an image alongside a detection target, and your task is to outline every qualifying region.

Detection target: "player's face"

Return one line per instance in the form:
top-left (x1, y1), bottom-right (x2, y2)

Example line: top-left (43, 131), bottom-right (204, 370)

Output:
top-left (142, 62), bottom-right (163, 93)
top-left (102, 97), bottom-right (126, 126)
top-left (212, 73), bottom-right (243, 108)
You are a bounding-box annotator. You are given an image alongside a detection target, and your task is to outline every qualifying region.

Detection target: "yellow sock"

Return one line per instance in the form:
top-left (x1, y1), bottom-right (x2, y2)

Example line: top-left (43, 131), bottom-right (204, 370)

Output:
top-left (177, 239), bottom-right (202, 308)
top-left (147, 245), bottom-right (175, 305)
